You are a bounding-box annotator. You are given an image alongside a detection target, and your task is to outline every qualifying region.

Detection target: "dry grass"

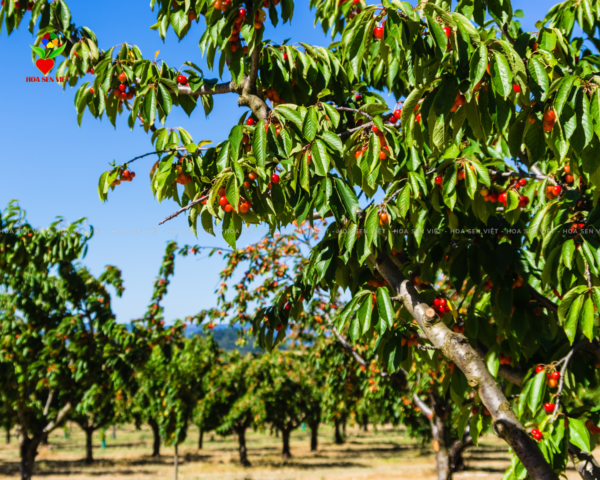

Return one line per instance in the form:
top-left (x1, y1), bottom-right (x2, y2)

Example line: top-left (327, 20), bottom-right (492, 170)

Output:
top-left (0, 423), bottom-right (589, 479)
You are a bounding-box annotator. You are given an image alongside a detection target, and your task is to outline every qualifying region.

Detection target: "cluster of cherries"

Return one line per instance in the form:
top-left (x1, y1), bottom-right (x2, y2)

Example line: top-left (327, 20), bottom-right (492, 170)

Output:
top-left (480, 178), bottom-right (530, 208)
top-left (339, 0), bottom-right (362, 19)
top-left (212, 187), bottom-right (253, 213)
top-left (401, 335), bottom-right (419, 346)
top-left (228, 8), bottom-right (249, 52)
top-left (111, 72), bottom-right (135, 100)
top-left (545, 184), bottom-right (563, 200)
top-left (535, 365), bottom-right (561, 388)
top-left (1, 1), bottom-right (34, 9)
top-left (111, 169), bottom-right (136, 187)
top-left (499, 353), bottom-right (513, 365)
top-left (388, 108), bottom-right (402, 124)
top-left (585, 420), bottom-right (600, 435)
top-left (177, 74), bottom-right (189, 87)
top-left (432, 297), bottom-right (450, 316)
top-left (531, 428), bottom-right (544, 441)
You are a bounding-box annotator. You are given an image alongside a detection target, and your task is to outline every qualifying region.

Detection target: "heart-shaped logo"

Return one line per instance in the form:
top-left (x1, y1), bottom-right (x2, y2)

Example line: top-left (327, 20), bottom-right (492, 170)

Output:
top-left (35, 58), bottom-right (55, 76)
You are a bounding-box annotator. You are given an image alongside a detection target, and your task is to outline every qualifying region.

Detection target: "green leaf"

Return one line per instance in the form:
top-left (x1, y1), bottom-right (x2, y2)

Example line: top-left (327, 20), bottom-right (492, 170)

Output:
top-left (321, 131), bottom-right (343, 154)
top-left (144, 88), bottom-right (157, 126)
top-left (200, 208), bottom-right (215, 236)
top-left (469, 44), bottom-right (487, 91)
top-left (554, 76), bottom-right (575, 117)
top-left (157, 83), bottom-right (172, 116)
top-left (334, 178), bottom-right (359, 223)
top-left (303, 107), bottom-right (318, 142)
top-left (485, 344), bottom-right (500, 378)
top-left (426, 15), bottom-right (448, 56)
top-left (322, 102), bottom-right (340, 128)
top-left (528, 57), bottom-right (550, 102)
top-left (528, 369), bottom-right (547, 415)
top-left (505, 190), bottom-right (520, 212)
top-left (401, 86), bottom-right (426, 127)
top-left (466, 97), bottom-right (485, 140)
top-left (376, 288), bottom-right (394, 333)
top-left (397, 185), bottom-right (411, 218)
top-left (336, 294), bottom-right (362, 330)
top-left (565, 294), bottom-right (584, 344)
top-left (491, 51), bottom-right (513, 98)
top-left (581, 295), bottom-right (594, 341)
top-left (275, 106), bottom-right (303, 129)
top-left (364, 206), bottom-right (379, 249)
top-left (561, 239), bottom-right (576, 269)
top-left (311, 139), bottom-right (331, 177)
top-left (569, 418), bottom-right (591, 453)
top-left (253, 121), bottom-right (267, 168)
top-left (225, 176), bottom-right (239, 210)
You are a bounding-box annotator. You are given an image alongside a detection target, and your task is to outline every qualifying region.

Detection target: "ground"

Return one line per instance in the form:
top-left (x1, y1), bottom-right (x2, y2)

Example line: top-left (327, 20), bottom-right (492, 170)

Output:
top-left (0, 424), bottom-right (589, 479)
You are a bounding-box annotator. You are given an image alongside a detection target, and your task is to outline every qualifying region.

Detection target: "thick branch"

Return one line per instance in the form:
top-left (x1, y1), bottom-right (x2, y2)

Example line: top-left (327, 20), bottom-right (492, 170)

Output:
top-left (413, 394), bottom-right (434, 418)
top-left (372, 252), bottom-right (558, 480)
top-left (43, 402), bottom-right (71, 435)
top-left (568, 444), bottom-right (600, 480)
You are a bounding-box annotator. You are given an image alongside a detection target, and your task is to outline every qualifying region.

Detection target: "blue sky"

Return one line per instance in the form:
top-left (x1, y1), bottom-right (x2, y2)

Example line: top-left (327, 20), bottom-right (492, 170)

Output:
top-left (0, 0), bottom-right (552, 324)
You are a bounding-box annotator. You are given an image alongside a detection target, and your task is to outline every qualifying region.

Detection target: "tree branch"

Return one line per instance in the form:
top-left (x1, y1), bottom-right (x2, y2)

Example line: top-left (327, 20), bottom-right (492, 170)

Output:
top-left (43, 401), bottom-right (71, 435)
top-left (43, 389), bottom-right (55, 417)
top-left (372, 252), bottom-right (558, 480)
top-left (157, 195), bottom-right (209, 226)
top-left (552, 340), bottom-right (586, 422)
top-left (413, 394), bottom-right (434, 418)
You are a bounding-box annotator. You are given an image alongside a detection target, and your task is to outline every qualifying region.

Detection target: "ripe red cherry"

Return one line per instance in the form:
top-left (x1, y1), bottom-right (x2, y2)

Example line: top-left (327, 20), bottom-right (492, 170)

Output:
top-left (218, 188), bottom-right (226, 196)
top-left (285, 302), bottom-right (291, 310)
top-left (275, 323), bottom-right (283, 332)
top-left (218, 196), bottom-right (228, 206)
top-left (246, 118), bottom-right (256, 126)
top-left (372, 125), bottom-right (380, 134)
top-left (518, 178), bottom-right (527, 187)
top-left (443, 26), bottom-right (451, 38)
top-left (498, 192), bottom-right (507, 203)
top-left (488, 193), bottom-right (498, 203)
top-left (552, 185), bottom-right (562, 196)
top-left (531, 428), bottom-right (543, 440)
top-left (433, 298), bottom-right (442, 307)
top-left (549, 371), bottom-right (560, 380)
top-left (394, 109), bottom-right (402, 118)
top-left (535, 365), bottom-right (545, 373)
top-left (119, 84), bottom-right (127, 92)
top-left (239, 7), bottom-right (246, 16)
top-left (271, 173), bottom-right (280, 184)
top-left (513, 84), bottom-right (521, 93)
top-left (177, 74), bottom-right (188, 84)
top-left (90, 87), bottom-right (95, 94)
top-left (519, 196), bottom-right (529, 207)
top-left (434, 176), bottom-right (443, 185)
top-left (118, 72), bottom-right (127, 82)
top-left (374, 26), bottom-right (384, 39)
top-left (544, 403), bottom-right (556, 414)
top-left (565, 174), bottom-right (574, 183)
top-left (355, 94), bottom-right (362, 101)
top-left (416, 113), bottom-right (422, 123)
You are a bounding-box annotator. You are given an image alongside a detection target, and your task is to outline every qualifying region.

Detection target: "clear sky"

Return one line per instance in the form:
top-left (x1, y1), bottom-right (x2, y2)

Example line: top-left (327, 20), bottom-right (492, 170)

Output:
top-left (0, 0), bottom-right (553, 324)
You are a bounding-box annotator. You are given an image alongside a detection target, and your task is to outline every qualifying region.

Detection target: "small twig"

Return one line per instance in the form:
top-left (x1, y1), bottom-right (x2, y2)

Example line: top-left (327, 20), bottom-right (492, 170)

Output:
top-left (158, 195), bottom-right (208, 225)
top-left (552, 340), bottom-right (586, 422)
top-left (586, 262), bottom-right (593, 289)
top-left (334, 106), bottom-right (373, 120)
top-left (528, 286), bottom-right (558, 313)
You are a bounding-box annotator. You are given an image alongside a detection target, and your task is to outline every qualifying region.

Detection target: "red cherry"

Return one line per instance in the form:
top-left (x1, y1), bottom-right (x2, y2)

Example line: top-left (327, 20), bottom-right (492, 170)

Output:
top-left (372, 125), bottom-right (380, 134)
top-left (552, 185), bottom-right (562, 196)
top-left (415, 113), bottom-right (422, 123)
top-left (549, 371), bottom-right (560, 380)
top-left (119, 84), bottom-right (127, 92)
top-left (275, 323), bottom-right (283, 332)
top-left (439, 298), bottom-right (447, 307)
top-left (488, 193), bottom-right (498, 203)
top-left (513, 84), bottom-right (521, 93)
top-left (246, 118), bottom-right (256, 126)
top-left (285, 302), bottom-right (291, 310)
top-left (519, 196), bottom-right (529, 207)
top-left (90, 87), bottom-right (95, 94)
top-left (434, 176), bottom-right (443, 185)
top-left (271, 173), bottom-right (280, 184)
top-left (239, 8), bottom-right (246, 16)
top-left (218, 196), bottom-right (228, 206)
top-left (374, 26), bottom-right (384, 39)
top-left (498, 192), bottom-right (507, 203)
top-left (433, 298), bottom-right (442, 307)
top-left (177, 74), bottom-right (188, 84)
top-left (443, 26), bottom-right (451, 38)
top-left (535, 365), bottom-right (545, 373)
top-left (355, 94), bottom-right (362, 101)
top-left (544, 403), bottom-right (556, 414)
top-left (518, 178), bottom-right (527, 187)
top-left (394, 109), bottom-right (402, 118)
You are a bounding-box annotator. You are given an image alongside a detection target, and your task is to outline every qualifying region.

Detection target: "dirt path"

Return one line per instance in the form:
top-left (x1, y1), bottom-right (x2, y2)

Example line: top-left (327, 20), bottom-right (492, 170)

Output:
top-left (0, 424), bottom-right (586, 479)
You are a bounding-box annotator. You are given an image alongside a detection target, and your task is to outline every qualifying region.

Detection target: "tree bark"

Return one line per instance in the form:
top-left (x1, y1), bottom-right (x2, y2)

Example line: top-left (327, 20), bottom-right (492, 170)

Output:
top-left (149, 418), bottom-right (160, 457)
top-left (281, 427), bottom-right (291, 460)
top-left (362, 413), bottom-right (368, 432)
top-left (173, 443), bottom-right (178, 480)
top-left (309, 421), bottom-right (318, 451)
top-left (568, 444), bottom-right (600, 480)
top-left (85, 428), bottom-right (94, 464)
top-left (448, 436), bottom-right (472, 474)
top-left (235, 426), bottom-right (251, 467)
top-left (198, 428), bottom-right (203, 450)
top-left (19, 437), bottom-right (39, 480)
top-left (375, 253), bottom-right (559, 480)
top-left (334, 420), bottom-right (344, 445)
top-left (342, 418), bottom-right (346, 437)
top-left (5, 427), bottom-right (10, 444)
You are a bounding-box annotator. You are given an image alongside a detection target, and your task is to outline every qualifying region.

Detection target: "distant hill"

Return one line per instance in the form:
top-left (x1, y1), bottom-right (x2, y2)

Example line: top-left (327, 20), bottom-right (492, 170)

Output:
top-left (186, 324), bottom-right (261, 354)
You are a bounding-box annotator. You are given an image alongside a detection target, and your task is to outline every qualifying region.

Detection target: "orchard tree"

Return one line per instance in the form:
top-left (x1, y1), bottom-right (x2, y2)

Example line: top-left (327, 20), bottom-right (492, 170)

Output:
top-left (5, 0), bottom-right (600, 479)
top-left (195, 351), bottom-right (258, 466)
top-left (0, 202), bottom-right (132, 480)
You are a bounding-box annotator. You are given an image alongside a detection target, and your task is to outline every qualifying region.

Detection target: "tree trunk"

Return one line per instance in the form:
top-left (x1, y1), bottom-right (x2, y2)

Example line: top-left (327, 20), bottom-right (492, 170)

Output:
top-left (19, 437), bottom-right (39, 480)
top-left (334, 420), bottom-right (344, 445)
top-left (309, 422), bottom-right (318, 451)
top-left (342, 418), bottom-right (346, 436)
top-left (173, 443), bottom-right (178, 480)
top-left (5, 427), bottom-right (10, 444)
top-left (275, 427), bottom-right (279, 438)
top-left (281, 427), bottom-right (291, 460)
top-left (149, 419), bottom-right (160, 457)
top-left (85, 428), bottom-right (94, 464)
top-left (198, 428), bottom-right (203, 450)
top-left (362, 413), bottom-right (368, 432)
top-left (236, 426), bottom-right (251, 467)
top-left (568, 444), bottom-right (600, 480)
